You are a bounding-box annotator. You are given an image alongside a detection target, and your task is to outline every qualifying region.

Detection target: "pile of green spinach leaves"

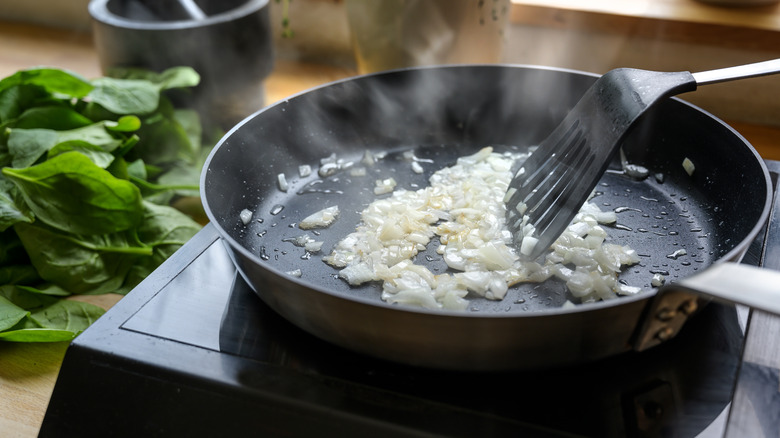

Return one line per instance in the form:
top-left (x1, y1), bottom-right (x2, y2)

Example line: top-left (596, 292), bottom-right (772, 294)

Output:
top-left (0, 66), bottom-right (209, 342)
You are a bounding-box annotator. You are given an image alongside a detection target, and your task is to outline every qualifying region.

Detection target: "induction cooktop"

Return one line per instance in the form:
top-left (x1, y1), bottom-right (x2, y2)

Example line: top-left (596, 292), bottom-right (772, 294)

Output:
top-left (38, 162), bottom-right (780, 438)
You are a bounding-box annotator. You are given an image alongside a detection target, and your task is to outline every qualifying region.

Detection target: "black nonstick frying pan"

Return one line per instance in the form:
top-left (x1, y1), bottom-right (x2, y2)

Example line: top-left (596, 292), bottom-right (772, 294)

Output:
top-left (201, 65), bottom-right (773, 371)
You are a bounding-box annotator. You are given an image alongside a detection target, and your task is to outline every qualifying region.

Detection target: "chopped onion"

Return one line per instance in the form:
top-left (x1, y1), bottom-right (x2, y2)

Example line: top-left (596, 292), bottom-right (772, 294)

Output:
top-left (350, 166), bottom-right (367, 177)
top-left (239, 208), bottom-right (253, 225)
top-left (319, 162), bottom-right (340, 177)
top-left (374, 178), bottom-right (397, 195)
top-left (361, 150), bottom-right (377, 166)
top-left (682, 157), bottom-right (695, 176)
top-left (277, 173), bottom-right (288, 192)
top-left (322, 147), bottom-right (642, 311)
top-left (286, 269), bottom-right (302, 277)
top-left (620, 149), bottom-right (650, 179)
top-left (299, 205), bottom-right (339, 229)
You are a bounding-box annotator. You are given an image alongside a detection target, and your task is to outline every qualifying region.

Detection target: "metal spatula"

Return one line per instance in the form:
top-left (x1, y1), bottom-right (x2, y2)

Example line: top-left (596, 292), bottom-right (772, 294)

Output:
top-left (505, 59), bottom-right (780, 260)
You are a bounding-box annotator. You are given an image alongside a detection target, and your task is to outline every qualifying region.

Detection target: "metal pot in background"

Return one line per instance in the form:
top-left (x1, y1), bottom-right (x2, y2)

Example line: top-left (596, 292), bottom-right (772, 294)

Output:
top-left (88, 0), bottom-right (274, 131)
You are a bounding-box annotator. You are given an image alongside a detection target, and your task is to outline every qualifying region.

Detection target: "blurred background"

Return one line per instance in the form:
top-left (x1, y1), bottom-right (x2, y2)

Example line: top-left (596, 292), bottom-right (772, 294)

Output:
top-left (2, 0), bottom-right (780, 132)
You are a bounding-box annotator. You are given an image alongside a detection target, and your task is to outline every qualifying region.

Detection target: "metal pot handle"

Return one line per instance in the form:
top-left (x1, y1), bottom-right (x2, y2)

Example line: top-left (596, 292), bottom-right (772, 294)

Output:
top-left (634, 262), bottom-right (780, 351)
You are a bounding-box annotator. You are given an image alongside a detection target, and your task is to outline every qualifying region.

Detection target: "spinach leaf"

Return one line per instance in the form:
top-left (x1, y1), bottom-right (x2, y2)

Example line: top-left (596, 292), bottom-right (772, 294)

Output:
top-left (88, 77), bottom-right (160, 115)
top-left (0, 84), bottom-right (50, 123)
top-left (17, 284), bottom-right (71, 297)
top-left (126, 158), bottom-right (147, 181)
top-left (0, 292), bottom-right (105, 343)
top-left (3, 152), bottom-right (144, 235)
top-left (0, 229), bottom-right (28, 264)
top-left (0, 264), bottom-right (40, 285)
top-left (138, 201), bottom-right (201, 247)
top-left (0, 295), bottom-right (28, 332)
top-left (0, 68), bottom-right (93, 98)
top-left (14, 221), bottom-right (151, 294)
top-left (48, 140), bottom-right (116, 169)
top-left (118, 201), bottom-right (200, 294)
top-left (105, 66), bottom-right (200, 91)
top-left (15, 106), bottom-right (93, 130)
top-left (106, 115), bottom-right (142, 133)
top-left (0, 284), bottom-right (58, 310)
top-left (8, 121), bottom-right (129, 168)
top-left (29, 299), bottom-right (105, 333)
top-left (0, 327), bottom-right (77, 342)
top-left (131, 102), bottom-right (196, 166)
top-left (6, 128), bottom-right (58, 168)
top-left (0, 179), bottom-right (34, 231)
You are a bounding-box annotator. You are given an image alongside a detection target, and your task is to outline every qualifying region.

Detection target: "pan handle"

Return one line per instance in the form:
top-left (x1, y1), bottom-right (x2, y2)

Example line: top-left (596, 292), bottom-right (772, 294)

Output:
top-left (633, 262), bottom-right (780, 351)
top-left (672, 262), bottom-right (780, 314)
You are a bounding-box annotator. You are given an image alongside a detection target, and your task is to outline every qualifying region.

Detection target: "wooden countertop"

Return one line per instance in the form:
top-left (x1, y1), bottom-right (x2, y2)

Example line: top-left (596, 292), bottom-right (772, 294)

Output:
top-left (2, 2), bottom-right (780, 434)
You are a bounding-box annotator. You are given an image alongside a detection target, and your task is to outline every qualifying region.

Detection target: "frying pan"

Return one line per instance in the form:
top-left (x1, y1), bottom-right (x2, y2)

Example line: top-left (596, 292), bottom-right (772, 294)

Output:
top-left (201, 65), bottom-right (773, 371)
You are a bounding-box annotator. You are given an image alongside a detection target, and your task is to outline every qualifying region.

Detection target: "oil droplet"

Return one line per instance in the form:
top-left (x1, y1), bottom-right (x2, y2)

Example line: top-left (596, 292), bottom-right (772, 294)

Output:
top-left (615, 224), bottom-right (632, 232)
top-left (515, 298), bottom-right (526, 304)
top-left (615, 207), bottom-right (641, 213)
top-left (259, 246), bottom-right (270, 261)
top-left (256, 218), bottom-right (264, 224)
top-left (257, 230), bottom-right (267, 237)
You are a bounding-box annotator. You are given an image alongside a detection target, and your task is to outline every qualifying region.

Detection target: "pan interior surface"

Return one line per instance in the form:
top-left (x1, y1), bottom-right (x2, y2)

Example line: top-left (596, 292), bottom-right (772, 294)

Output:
top-left (202, 65), bottom-right (771, 317)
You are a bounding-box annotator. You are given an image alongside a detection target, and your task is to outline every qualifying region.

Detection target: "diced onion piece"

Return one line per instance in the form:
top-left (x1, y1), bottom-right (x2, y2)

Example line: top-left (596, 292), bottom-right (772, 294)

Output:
top-left (361, 150), bottom-right (377, 166)
top-left (340, 262), bottom-right (376, 285)
top-left (277, 173), bottom-right (288, 192)
top-left (299, 205), bottom-right (339, 229)
top-left (319, 162), bottom-right (339, 177)
top-left (651, 273), bottom-right (666, 287)
top-left (239, 208), bottom-right (253, 225)
top-left (682, 157), bottom-right (695, 176)
top-left (298, 164), bottom-right (312, 177)
top-left (286, 269), bottom-right (302, 277)
top-left (520, 236), bottom-right (538, 257)
top-left (350, 166), bottom-right (367, 177)
top-left (374, 178), bottom-right (397, 195)
top-left (304, 240), bottom-right (324, 253)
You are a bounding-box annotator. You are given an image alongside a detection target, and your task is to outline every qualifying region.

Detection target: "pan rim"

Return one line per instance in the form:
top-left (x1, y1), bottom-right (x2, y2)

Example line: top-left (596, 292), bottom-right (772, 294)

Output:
top-left (201, 63), bottom-right (774, 319)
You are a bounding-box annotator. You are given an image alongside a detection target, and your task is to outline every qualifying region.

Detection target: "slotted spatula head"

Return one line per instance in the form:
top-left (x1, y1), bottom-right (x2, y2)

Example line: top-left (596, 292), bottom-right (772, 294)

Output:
top-left (505, 68), bottom-right (697, 260)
